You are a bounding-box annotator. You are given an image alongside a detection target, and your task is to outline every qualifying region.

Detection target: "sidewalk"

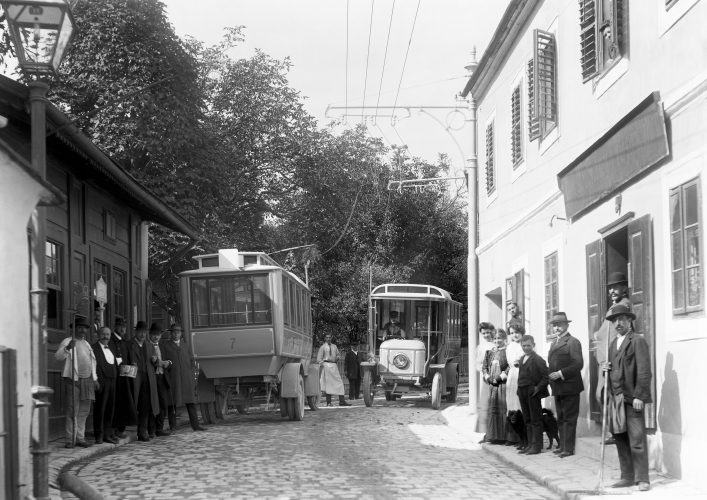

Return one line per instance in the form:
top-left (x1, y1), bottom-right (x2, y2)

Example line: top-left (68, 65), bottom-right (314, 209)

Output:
top-left (442, 402), bottom-right (707, 499)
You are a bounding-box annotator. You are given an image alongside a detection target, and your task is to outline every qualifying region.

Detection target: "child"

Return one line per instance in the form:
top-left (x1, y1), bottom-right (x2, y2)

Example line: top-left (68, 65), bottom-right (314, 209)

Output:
top-left (516, 335), bottom-right (549, 455)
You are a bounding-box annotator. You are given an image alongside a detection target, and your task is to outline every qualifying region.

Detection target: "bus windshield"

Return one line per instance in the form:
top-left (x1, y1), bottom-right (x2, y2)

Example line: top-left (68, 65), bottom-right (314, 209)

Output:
top-left (191, 274), bottom-right (272, 328)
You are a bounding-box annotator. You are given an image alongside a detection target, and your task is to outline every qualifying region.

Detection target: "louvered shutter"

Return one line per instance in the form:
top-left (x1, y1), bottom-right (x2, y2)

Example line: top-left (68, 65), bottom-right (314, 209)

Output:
top-left (485, 122), bottom-right (495, 194)
top-left (579, 0), bottom-right (598, 82)
top-left (527, 59), bottom-right (540, 141)
top-left (511, 85), bottom-right (522, 167)
top-left (585, 238), bottom-right (604, 423)
top-left (533, 29), bottom-right (557, 139)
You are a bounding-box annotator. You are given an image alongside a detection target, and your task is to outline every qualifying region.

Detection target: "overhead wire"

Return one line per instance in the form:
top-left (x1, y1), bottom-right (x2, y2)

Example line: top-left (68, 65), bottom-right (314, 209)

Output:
top-left (361, 0), bottom-right (376, 124)
top-left (345, 0), bottom-right (349, 124)
top-left (391, 0), bottom-right (420, 121)
top-left (328, 75), bottom-right (467, 106)
top-left (375, 0), bottom-right (396, 120)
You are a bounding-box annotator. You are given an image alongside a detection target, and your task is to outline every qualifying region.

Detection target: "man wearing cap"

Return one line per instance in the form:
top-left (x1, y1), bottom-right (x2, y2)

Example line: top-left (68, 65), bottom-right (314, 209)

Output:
top-left (601, 304), bottom-right (652, 492)
top-left (91, 327), bottom-right (119, 444)
top-left (147, 322), bottom-right (173, 437)
top-left (161, 323), bottom-right (207, 432)
top-left (55, 317), bottom-right (100, 448)
top-left (129, 321), bottom-right (159, 441)
top-left (317, 334), bottom-right (350, 407)
top-left (109, 318), bottom-right (136, 440)
top-left (594, 272), bottom-right (632, 444)
top-left (547, 312), bottom-right (584, 458)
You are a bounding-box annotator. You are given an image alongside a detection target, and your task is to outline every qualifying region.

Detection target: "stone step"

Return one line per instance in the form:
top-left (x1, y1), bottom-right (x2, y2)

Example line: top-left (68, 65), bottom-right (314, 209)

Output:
top-left (575, 436), bottom-right (621, 469)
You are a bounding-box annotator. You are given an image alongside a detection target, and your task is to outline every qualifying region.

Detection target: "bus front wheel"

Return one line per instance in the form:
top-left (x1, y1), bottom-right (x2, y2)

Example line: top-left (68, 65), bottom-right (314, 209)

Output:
top-left (431, 372), bottom-right (443, 410)
top-left (362, 371), bottom-right (374, 407)
top-left (287, 374), bottom-right (305, 421)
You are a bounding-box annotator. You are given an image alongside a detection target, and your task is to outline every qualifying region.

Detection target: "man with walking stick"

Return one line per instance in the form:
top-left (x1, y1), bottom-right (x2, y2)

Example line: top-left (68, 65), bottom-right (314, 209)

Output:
top-left (55, 316), bottom-right (99, 448)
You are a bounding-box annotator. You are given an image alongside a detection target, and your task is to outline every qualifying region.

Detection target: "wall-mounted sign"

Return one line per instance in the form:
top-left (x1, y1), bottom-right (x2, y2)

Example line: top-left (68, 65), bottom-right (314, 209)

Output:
top-left (95, 277), bottom-right (108, 305)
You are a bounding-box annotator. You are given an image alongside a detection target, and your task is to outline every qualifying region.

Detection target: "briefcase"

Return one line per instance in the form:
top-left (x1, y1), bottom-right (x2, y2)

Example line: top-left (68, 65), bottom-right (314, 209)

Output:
top-left (119, 364), bottom-right (137, 378)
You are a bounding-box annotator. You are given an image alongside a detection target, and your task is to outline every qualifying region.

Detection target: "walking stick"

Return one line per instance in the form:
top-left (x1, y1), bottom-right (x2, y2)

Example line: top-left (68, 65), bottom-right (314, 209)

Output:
top-left (596, 331), bottom-right (611, 495)
top-left (70, 315), bottom-right (77, 447)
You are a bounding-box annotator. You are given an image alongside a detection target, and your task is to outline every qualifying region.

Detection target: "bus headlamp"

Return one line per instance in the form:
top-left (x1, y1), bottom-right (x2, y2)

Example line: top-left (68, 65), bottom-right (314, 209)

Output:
top-left (392, 354), bottom-right (409, 369)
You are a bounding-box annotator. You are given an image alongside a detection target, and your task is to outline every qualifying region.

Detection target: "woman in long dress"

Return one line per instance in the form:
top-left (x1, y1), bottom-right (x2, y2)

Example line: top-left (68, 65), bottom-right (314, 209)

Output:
top-left (482, 330), bottom-right (510, 443)
top-left (505, 322), bottom-right (525, 447)
top-left (476, 323), bottom-right (496, 436)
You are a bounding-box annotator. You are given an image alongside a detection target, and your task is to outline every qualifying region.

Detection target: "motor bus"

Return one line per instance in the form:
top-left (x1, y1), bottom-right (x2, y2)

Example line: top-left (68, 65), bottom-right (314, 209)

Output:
top-left (361, 284), bottom-right (462, 409)
top-left (178, 249), bottom-right (320, 422)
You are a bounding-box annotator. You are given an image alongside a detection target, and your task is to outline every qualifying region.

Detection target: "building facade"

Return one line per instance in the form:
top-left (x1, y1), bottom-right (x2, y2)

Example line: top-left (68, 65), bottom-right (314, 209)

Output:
top-left (462, 0), bottom-right (705, 484)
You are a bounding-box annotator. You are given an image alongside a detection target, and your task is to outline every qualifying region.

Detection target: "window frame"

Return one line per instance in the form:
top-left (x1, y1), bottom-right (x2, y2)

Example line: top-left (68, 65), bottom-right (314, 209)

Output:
top-left (104, 210), bottom-right (116, 243)
top-left (113, 268), bottom-right (127, 323)
top-left (544, 251), bottom-right (560, 339)
top-left (529, 28), bottom-right (558, 142)
top-left (46, 240), bottom-right (63, 331)
top-left (670, 177), bottom-right (703, 315)
top-left (578, 0), bottom-right (628, 83)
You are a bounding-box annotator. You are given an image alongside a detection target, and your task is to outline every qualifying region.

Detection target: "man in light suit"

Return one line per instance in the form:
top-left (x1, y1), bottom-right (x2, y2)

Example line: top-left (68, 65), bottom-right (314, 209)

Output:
top-left (547, 312), bottom-right (584, 458)
top-left (601, 304), bottom-right (652, 492)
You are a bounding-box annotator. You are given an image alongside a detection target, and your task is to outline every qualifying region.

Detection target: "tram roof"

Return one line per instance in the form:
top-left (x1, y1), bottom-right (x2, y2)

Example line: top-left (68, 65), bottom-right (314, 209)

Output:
top-left (179, 249), bottom-right (308, 288)
top-left (371, 284), bottom-right (454, 301)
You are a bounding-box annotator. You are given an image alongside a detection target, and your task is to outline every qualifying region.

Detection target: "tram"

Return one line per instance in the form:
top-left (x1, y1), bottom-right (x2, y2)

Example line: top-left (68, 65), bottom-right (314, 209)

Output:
top-left (361, 284), bottom-right (462, 409)
top-left (178, 249), bottom-right (320, 422)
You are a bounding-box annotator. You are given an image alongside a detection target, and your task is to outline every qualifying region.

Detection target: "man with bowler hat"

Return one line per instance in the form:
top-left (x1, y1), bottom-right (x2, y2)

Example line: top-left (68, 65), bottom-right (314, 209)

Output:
top-left (147, 322), bottom-right (173, 437)
top-left (129, 320), bottom-right (159, 441)
top-left (161, 323), bottom-right (207, 432)
top-left (594, 272), bottom-right (631, 444)
top-left (600, 304), bottom-right (651, 492)
top-left (55, 316), bottom-right (99, 448)
top-left (109, 317), bottom-right (136, 440)
top-left (92, 326), bottom-right (119, 444)
top-left (547, 312), bottom-right (584, 457)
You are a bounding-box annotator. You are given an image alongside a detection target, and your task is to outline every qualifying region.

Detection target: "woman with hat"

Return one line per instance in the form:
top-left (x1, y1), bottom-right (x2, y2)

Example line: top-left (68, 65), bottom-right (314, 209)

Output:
top-left (482, 329), bottom-right (510, 444)
top-left (505, 322), bottom-right (525, 447)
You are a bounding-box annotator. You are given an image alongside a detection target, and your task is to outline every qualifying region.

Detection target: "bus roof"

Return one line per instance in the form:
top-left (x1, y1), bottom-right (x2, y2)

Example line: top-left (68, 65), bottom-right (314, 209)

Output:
top-left (370, 284), bottom-right (454, 301)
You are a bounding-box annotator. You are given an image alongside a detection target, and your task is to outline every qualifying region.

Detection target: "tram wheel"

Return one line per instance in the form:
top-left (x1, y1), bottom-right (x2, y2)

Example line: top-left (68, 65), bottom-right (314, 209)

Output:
top-left (431, 372), bottom-right (443, 410)
top-left (287, 374), bottom-right (305, 421)
top-left (384, 391), bottom-right (392, 401)
top-left (215, 385), bottom-right (229, 420)
top-left (279, 396), bottom-right (289, 418)
top-left (362, 371), bottom-right (374, 407)
top-left (236, 405), bottom-right (248, 414)
top-left (446, 372), bottom-right (459, 403)
top-left (307, 395), bottom-right (319, 411)
top-left (200, 402), bottom-right (217, 424)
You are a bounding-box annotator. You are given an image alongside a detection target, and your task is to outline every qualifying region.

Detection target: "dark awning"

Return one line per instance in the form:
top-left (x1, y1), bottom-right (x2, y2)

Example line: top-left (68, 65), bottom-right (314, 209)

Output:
top-left (557, 92), bottom-right (669, 220)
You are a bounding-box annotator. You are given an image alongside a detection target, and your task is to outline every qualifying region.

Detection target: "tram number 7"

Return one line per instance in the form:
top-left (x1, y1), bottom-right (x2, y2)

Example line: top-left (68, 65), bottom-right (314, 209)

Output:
top-left (230, 338), bottom-right (236, 349)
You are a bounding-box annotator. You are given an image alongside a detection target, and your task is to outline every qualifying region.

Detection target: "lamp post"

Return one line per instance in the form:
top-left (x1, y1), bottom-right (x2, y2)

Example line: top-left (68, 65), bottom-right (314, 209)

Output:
top-left (0, 1), bottom-right (75, 498)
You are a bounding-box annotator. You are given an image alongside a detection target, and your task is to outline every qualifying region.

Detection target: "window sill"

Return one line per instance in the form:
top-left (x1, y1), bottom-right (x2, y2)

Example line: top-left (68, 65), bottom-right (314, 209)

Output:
top-left (511, 160), bottom-right (526, 183)
top-left (486, 189), bottom-right (498, 208)
top-left (594, 58), bottom-right (629, 99)
top-left (659, 0), bottom-right (701, 37)
top-left (539, 126), bottom-right (559, 156)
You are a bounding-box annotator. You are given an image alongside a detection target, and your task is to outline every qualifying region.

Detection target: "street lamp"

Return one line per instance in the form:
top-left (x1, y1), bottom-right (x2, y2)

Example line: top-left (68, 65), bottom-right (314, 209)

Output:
top-left (1, 1), bottom-right (75, 499)
top-left (2, 0), bottom-right (76, 77)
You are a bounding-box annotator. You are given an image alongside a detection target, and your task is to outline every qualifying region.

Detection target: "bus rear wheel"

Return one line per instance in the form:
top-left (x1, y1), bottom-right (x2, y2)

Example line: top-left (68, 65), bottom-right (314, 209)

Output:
top-left (431, 372), bottom-right (443, 410)
top-left (279, 396), bottom-right (289, 418)
top-left (287, 374), bottom-right (305, 421)
top-left (385, 391), bottom-right (392, 401)
top-left (362, 371), bottom-right (374, 407)
top-left (307, 395), bottom-right (319, 410)
top-left (201, 402), bottom-right (218, 424)
top-left (446, 372), bottom-right (459, 403)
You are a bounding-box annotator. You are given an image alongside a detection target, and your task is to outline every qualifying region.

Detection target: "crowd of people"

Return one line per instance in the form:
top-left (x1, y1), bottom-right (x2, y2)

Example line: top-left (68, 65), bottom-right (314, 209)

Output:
top-left (476, 272), bottom-right (653, 492)
top-left (55, 319), bottom-right (207, 449)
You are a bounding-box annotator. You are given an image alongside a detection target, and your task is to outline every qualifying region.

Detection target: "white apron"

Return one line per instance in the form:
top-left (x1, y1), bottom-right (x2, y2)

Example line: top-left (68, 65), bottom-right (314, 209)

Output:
top-left (320, 362), bottom-right (345, 395)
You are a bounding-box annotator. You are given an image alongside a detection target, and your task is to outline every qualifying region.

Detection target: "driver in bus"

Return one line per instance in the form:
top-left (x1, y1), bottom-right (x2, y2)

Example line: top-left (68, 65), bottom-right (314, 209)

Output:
top-left (381, 311), bottom-right (407, 339)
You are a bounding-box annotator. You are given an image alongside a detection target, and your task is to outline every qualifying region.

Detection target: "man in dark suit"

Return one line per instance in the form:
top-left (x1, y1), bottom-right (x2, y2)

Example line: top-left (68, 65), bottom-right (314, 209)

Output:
top-left (147, 322), bottom-right (173, 437)
top-left (344, 343), bottom-right (363, 400)
top-left (108, 317), bottom-right (135, 440)
top-left (601, 304), bottom-right (652, 492)
top-left (516, 335), bottom-right (549, 455)
top-left (129, 321), bottom-right (159, 441)
top-left (547, 312), bottom-right (584, 458)
top-left (92, 327), bottom-right (118, 444)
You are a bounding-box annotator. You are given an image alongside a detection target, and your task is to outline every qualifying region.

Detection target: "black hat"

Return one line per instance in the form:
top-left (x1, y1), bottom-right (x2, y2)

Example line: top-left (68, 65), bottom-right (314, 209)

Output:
top-left (149, 322), bottom-right (163, 334)
top-left (549, 312), bottom-right (572, 325)
top-left (71, 316), bottom-right (91, 328)
top-left (606, 303), bottom-right (636, 321)
top-left (169, 323), bottom-right (183, 331)
top-left (115, 317), bottom-right (127, 326)
top-left (607, 272), bottom-right (628, 287)
top-left (135, 320), bottom-right (149, 331)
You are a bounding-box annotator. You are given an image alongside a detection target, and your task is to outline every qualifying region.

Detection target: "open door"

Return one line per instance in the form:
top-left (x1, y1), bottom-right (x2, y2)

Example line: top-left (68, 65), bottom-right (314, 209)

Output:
top-left (627, 215), bottom-right (656, 428)
top-left (585, 239), bottom-right (604, 422)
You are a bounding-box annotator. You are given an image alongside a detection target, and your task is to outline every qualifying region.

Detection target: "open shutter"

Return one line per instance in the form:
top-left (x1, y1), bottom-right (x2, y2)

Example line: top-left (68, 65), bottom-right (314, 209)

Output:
top-left (514, 269), bottom-right (525, 327)
top-left (534, 29), bottom-right (557, 138)
top-left (586, 239), bottom-right (603, 422)
top-left (527, 59), bottom-right (540, 141)
top-left (485, 122), bottom-right (495, 194)
top-left (579, 0), bottom-right (598, 82)
top-left (627, 215), bottom-right (656, 428)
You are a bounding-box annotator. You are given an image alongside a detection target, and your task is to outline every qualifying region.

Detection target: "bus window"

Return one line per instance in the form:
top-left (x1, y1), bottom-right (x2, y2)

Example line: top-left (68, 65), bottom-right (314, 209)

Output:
top-left (296, 287), bottom-right (302, 331)
top-left (191, 279), bottom-right (209, 327)
top-left (282, 276), bottom-right (290, 326)
top-left (289, 281), bottom-right (296, 330)
top-left (252, 275), bottom-right (271, 323)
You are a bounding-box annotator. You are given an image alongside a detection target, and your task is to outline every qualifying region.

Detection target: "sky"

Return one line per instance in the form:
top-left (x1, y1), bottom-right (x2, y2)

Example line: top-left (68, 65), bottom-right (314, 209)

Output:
top-left (162, 0), bottom-right (509, 174)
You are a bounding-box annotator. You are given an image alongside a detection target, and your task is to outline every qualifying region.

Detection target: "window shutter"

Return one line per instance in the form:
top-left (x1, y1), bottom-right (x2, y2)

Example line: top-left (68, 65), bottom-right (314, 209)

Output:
top-left (485, 122), bottom-right (495, 194)
top-left (511, 85), bottom-right (522, 167)
top-left (585, 238), bottom-right (603, 423)
top-left (615, 0), bottom-right (627, 57)
top-left (534, 29), bottom-right (557, 138)
top-left (627, 214), bottom-right (656, 429)
top-left (579, 0), bottom-right (598, 82)
top-left (527, 59), bottom-right (540, 141)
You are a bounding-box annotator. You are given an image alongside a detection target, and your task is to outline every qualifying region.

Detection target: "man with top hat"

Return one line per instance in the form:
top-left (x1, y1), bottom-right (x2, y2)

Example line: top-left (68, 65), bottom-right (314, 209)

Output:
top-left (161, 323), bottom-right (207, 432)
top-left (547, 312), bottom-right (584, 458)
top-left (600, 304), bottom-right (652, 492)
top-left (594, 271), bottom-right (632, 443)
top-left (147, 322), bottom-right (173, 437)
top-left (55, 316), bottom-right (99, 448)
top-left (129, 320), bottom-right (159, 441)
top-left (91, 326), bottom-right (119, 444)
top-left (109, 317), bottom-right (136, 440)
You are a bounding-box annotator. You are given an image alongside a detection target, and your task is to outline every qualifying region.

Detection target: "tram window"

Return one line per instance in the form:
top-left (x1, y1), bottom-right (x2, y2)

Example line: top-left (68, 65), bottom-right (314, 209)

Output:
top-left (243, 255), bottom-right (258, 266)
top-left (191, 279), bottom-right (209, 327)
top-left (296, 287), bottom-right (302, 330)
top-left (289, 281), bottom-right (296, 330)
top-left (191, 275), bottom-right (272, 328)
top-left (282, 276), bottom-right (290, 327)
top-left (388, 285), bottom-right (428, 294)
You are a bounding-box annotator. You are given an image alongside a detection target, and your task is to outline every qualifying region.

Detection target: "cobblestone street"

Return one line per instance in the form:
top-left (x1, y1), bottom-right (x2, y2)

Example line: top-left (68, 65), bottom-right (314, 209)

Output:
top-left (65, 394), bottom-right (560, 500)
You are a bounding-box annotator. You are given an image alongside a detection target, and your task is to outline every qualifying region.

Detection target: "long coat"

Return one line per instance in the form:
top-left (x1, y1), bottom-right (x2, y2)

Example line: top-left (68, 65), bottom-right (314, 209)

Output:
top-left (547, 333), bottom-right (584, 396)
top-left (108, 334), bottom-right (137, 427)
top-left (161, 339), bottom-right (197, 405)
top-left (146, 341), bottom-right (174, 406)
top-left (608, 331), bottom-right (652, 404)
top-left (127, 339), bottom-right (160, 415)
top-left (344, 350), bottom-right (362, 379)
